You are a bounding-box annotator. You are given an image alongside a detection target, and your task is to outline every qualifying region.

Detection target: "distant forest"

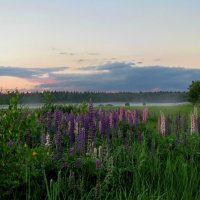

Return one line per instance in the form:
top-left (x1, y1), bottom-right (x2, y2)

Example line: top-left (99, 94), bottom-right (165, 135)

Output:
top-left (0, 91), bottom-right (188, 105)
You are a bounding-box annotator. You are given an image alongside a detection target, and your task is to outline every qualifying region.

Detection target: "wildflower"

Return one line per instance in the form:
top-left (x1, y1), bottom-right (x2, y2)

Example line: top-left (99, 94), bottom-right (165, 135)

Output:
top-left (8, 139), bottom-right (13, 146)
top-left (32, 151), bottom-right (37, 156)
top-left (159, 111), bottom-right (166, 135)
top-left (77, 128), bottom-right (85, 154)
top-left (142, 107), bottom-right (148, 122)
top-left (45, 134), bottom-right (51, 147)
top-left (96, 159), bottom-right (102, 170)
top-left (70, 147), bottom-right (75, 156)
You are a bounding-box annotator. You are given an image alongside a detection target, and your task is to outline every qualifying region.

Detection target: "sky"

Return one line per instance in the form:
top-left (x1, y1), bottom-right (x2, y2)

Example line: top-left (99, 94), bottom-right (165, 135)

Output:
top-left (0, 0), bottom-right (200, 91)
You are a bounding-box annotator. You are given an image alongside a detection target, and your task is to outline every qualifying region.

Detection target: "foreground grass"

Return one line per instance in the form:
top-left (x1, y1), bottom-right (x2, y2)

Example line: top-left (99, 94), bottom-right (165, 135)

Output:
top-left (0, 103), bottom-right (200, 199)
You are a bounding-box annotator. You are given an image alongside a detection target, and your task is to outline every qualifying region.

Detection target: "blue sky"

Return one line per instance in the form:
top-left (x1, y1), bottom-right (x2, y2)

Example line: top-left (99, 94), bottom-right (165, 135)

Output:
top-left (0, 0), bottom-right (200, 91)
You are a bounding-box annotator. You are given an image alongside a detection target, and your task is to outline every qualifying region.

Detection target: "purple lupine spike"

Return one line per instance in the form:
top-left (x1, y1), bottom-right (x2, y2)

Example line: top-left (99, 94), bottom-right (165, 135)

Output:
top-left (61, 114), bottom-right (67, 130)
top-left (80, 114), bottom-right (85, 127)
top-left (88, 100), bottom-right (94, 124)
top-left (128, 111), bottom-right (133, 128)
top-left (8, 138), bottom-right (13, 146)
top-left (54, 109), bottom-right (62, 131)
top-left (113, 111), bottom-right (118, 129)
top-left (55, 129), bottom-right (62, 159)
top-left (95, 159), bottom-right (102, 170)
top-left (88, 100), bottom-right (96, 142)
top-left (109, 112), bottom-right (113, 129)
top-left (47, 111), bottom-right (52, 133)
top-left (105, 115), bottom-right (110, 143)
top-left (84, 115), bottom-right (89, 149)
top-left (69, 112), bottom-right (75, 146)
top-left (175, 113), bottom-right (181, 136)
top-left (138, 131), bottom-right (143, 143)
top-left (197, 116), bottom-right (200, 134)
top-left (122, 109), bottom-right (126, 122)
top-left (165, 114), bottom-right (171, 135)
top-left (135, 110), bottom-right (139, 126)
top-left (100, 115), bottom-right (106, 137)
top-left (77, 128), bottom-right (85, 154)
top-left (70, 147), bottom-right (75, 156)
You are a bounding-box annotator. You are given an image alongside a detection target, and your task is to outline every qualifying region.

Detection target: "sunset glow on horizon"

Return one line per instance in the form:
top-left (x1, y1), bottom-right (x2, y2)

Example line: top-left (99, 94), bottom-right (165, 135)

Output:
top-left (0, 0), bottom-right (200, 91)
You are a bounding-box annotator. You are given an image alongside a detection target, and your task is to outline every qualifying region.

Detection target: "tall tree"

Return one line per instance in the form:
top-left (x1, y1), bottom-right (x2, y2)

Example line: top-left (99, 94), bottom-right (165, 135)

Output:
top-left (188, 81), bottom-right (200, 104)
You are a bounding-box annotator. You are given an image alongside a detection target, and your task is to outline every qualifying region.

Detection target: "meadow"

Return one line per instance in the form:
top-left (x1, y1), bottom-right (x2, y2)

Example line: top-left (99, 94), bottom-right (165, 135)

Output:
top-left (0, 96), bottom-right (200, 200)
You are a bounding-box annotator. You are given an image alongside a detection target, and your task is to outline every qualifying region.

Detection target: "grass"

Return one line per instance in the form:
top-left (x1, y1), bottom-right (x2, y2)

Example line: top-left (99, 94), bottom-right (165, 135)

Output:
top-left (0, 102), bottom-right (200, 199)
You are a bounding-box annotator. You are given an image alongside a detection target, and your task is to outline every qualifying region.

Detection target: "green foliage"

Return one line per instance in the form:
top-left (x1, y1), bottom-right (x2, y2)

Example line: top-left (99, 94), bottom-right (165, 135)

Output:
top-left (188, 80), bottom-right (200, 104)
top-left (42, 91), bottom-right (54, 110)
top-left (1, 99), bottom-right (200, 199)
top-left (0, 91), bottom-right (188, 105)
top-left (125, 102), bottom-right (130, 107)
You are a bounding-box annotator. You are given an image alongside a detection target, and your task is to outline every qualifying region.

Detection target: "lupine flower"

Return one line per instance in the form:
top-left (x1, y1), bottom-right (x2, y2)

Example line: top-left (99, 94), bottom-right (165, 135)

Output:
top-left (159, 111), bottom-right (166, 135)
top-left (127, 111), bottom-right (133, 128)
top-left (165, 114), bottom-right (171, 135)
top-left (194, 106), bottom-right (198, 116)
top-left (69, 112), bottom-right (75, 146)
top-left (84, 115), bottom-right (89, 150)
top-left (45, 134), bottom-right (51, 147)
top-left (8, 138), bottom-right (13, 146)
top-left (70, 147), bottom-right (75, 156)
top-left (113, 111), bottom-right (118, 129)
top-left (197, 117), bottom-right (200, 133)
top-left (96, 159), bottom-right (102, 169)
top-left (46, 111), bottom-right (52, 132)
top-left (54, 109), bottom-right (62, 131)
top-left (93, 147), bottom-right (98, 158)
top-left (109, 112), bottom-right (113, 129)
top-left (77, 128), bottom-right (85, 154)
top-left (88, 101), bottom-right (96, 142)
top-left (175, 113), bottom-right (181, 136)
top-left (190, 112), bottom-right (197, 134)
top-left (142, 107), bottom-right (148, 123)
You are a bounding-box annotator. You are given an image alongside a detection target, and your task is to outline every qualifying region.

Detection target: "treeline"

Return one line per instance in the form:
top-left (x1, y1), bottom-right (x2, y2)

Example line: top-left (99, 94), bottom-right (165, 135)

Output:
top-left (0, 91), bottom-right (188, 104)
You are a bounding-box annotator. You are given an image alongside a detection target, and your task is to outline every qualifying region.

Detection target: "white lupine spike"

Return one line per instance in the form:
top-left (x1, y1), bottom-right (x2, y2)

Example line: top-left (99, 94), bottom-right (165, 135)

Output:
top-left (93, 147), bottom-right (97, 158)
top-left (132, 110), bottom-right (136, 124)
top-left (142, 107), bottom-right (148, 122)
top-left (45, 133), bottom-right (51, 147)
top-left (194, 106), bottom-right (198, 116)
top-left (98, 146), bottom-right (102, 158)
top-left (74, 122), bottom-right (79, 135)
top-left (160, 111), bottom-right (166, 135)
top-left (190, 112), bottom-right (197, 134)
top-left (190, 106), bottom-right (198, 134)
top-left (109, 112), bottom-right (113, 128)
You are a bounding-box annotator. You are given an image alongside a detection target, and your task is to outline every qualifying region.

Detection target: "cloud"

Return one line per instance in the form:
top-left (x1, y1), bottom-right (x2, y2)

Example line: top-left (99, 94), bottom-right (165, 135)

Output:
top-left (1, 63), bottom-right (200, 91)
top-left (0, 66), bottom-right (68, 78)
top-left (37, 63), bottom-right (200, 91)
